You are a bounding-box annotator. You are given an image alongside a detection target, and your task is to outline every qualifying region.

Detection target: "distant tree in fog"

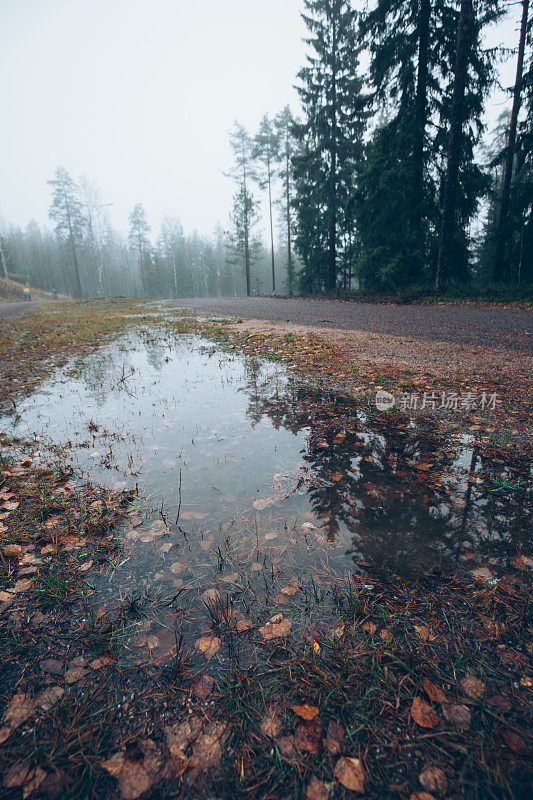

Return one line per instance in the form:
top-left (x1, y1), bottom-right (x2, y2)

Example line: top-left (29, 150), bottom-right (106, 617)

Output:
top-left (128, 203), bottom-right (152, 295)
top-left (48, 167), bottom-right (85, 296)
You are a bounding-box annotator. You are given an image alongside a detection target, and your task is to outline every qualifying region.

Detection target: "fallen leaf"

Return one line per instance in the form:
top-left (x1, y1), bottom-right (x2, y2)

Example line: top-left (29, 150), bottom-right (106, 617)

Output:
top-left (422, 679), bottom-right (448, 705)
top-left (195, 636), bottom-right (221, 660)
top-left (380, 628), bottom-right (393, 642)
top-left (471, 567), bottom-right (494, 582)
top-left (414, 624), bottom-right (436, 642)
top-left (259, 617), bottom-right (292, 640)
top-left (189, 721), bottom-right (230, 771)
top-left (0, 694), bottom-right (36, 743)
top-left (410, 794), bottom-right (436, 800)
top-left (306, 775), bottom-right (329, 800)
top-left (164, 717), bottom-right (203, 759)
top-left (411, 697), bottom-right (439, 728)
top-left (235, 618), bottom-right (253, 633)
top-left (501, 729), bottom-right (529, 755)
top-left (193, 674), bottom-right (215, 701)
top-left (200, 588), bottom-right (220, 605)
top-left (461, 673), bottom-right (485, 699)
top-left (419, 766), bottom-right (447, 794)
top-left (3, 544), bottom-right (22, 559)
top-left (361, 620), bottom-right (377, 634)
top-left (291, 704), bottom-right (319, 721)
top-left (442, 703), bottom-right (470, 730)
top-left (334, 757), bottom-right (365, 793)
top-left (170, 562), bottom-right (186, 575)
top-left (324, 720), bottom-right (345, 754)
top-left (510, 554), bottom-right (533, 570)
top-left (260, 708), bottom-right (282, 738)
top-left (295, 718), bottom-right (322, 755)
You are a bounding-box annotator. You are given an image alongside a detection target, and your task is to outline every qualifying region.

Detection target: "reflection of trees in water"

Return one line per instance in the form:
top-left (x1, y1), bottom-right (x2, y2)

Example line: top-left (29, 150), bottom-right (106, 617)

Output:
top-left (244, 378), bottom-right (531, 571)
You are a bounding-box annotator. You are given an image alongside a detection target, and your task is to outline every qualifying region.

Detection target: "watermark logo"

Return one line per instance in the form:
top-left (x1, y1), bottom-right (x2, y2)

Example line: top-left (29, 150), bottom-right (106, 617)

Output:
top-left (375, 390), bottom-right (395, 411)
top-left (375, 390), bottom-right (499, 412)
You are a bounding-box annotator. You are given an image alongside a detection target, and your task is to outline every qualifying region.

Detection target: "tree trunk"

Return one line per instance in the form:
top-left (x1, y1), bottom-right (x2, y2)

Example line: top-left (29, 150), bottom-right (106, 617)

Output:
top-left (267, 162), bottom-right (276, 293)
top-left (411, 0), bottom-right (431, 274)
top-left (285, 147), bottom-right (293, 296)
top-left (64, 198), bottom-right (82, 297)
top-left (328, 18), bottom-right (338, 293)
top-left (0, 236), bottom-right (8, 280)
top-left (493, 0), bottom-right (529, 282)
top-left (435, 0), bottom-right (474, 289)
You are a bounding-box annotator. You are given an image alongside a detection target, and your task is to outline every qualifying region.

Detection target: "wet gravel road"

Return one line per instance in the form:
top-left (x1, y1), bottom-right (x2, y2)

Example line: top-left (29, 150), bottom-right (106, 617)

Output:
top-left (164, 297), bottom-right (532, 353)
top-left (0, 301), bottom-right (47, 321)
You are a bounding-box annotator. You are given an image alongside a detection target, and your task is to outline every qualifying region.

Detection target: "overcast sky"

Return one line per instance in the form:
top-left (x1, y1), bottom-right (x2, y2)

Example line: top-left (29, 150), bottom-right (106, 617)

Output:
top-left (0, 0), bottom-right (522, 239)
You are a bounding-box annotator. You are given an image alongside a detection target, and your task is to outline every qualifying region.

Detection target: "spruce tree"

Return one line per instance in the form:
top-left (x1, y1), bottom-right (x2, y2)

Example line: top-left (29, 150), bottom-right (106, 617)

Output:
top-left (128, 204), bottom-right (151, 296)
top-left (274, 106), bottom-right (298, 296)
top-left (226, 123), bottom-right (257, 296)
top-left (253, 115), bottom-right (279, 294)
top-left (294, 0), bottom-right (368, 293)
top-left (48, 167), bottom-right (84, 297)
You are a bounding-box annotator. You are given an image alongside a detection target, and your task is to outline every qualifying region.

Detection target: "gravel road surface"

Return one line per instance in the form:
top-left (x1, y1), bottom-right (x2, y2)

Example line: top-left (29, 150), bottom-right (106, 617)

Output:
top-left (164, 297), bottom-right (532, 353)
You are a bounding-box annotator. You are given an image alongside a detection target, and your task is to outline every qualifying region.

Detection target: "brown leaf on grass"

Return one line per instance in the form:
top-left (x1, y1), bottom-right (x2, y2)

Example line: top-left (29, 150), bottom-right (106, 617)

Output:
top-left (164, 717), bottom-right (203, 760)
top-left (442, 703), bottom-right (471, 730)
top-left (380, 628), bottom-right (393, 642)
top-left (306, 775), bottom-right (330, 800)
top-left (3, 764), bottom-right (47, 799)
top-left (419, 766), bottom-right (447, 794)
top-left (193, 674), bottom-right (215, 702)
top-left (195, 636), bottom-right (221, 660)
top-left (0, 694), bottom-right (36, 744)
top-left (461, 673), bottom-right (485, 699)
top-left (260, 708), bottom-right (282, 738)
top-left (295, 717), bottom-right (322, 755)
top-left (259, 617), bottom-right (292, 640)
top-left (510, 554), bottom-right (533, 570)
top-left (102, 739), bottom-right (161, 800)
top-left (235, 618), bottom-right (253, 633)
top-left (291, 704), bottom-right (319, 721)
top-left (410, 794), bottom-right (437, 800)
top-left (324, 720), bottom-right (346, 754)
top-left (334, 757), bottom-right (365, 793)
top-left (189, 721), bottom-right (230, 771)
top-left (487, 695), bottom-right (512, 713)
top-left (200, 588), bottom-right (220, 605)
top-left (170, 562), bottom-right (186, 575)
top-left (422, 679), bottom-right (448, 705)
top-left (414, 625), bottom-right (436, 642)
top-left (276, 735), bottom-right (298, 762)
top-left (3, 544), bottom-right (22, 559)
top-left (2, 501), bottom-right (19, 511)
top-left (471, 567), bottom-right (494, 582)
top-left (361, 620), bottom-right (377, 634)
top-left (274, 593), bottom-right (290, 605)
top-left (411, 697), bottom-right (439, 728)
top-left (501, 729), bottom-right (530, 755)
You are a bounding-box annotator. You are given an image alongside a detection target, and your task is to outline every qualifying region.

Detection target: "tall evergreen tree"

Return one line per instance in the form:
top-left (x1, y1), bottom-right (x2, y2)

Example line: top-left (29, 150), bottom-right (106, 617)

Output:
top-left (493, 0), bottom-right (531, 281)
top-left (128, 204), bottom-right (151, 295)
top-left (48, 167), bottom-right (84, 296)
top-left (294, 0), bottom-right (368, 293)
top-left (226, 123), bottom-right (257, 296)
top-left (226, 185), bottom-right (261, 295)
top-left (253, 115), bottom-right (279, 294)
top-left (274, 106), bottom-right (298, 296)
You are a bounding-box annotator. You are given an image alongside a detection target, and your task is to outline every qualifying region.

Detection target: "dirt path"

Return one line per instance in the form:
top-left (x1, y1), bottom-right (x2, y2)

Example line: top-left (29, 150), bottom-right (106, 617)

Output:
top-left (163, 297), bottom-right (532, 353)
top-left (0, 300), bottom-right (47, 321)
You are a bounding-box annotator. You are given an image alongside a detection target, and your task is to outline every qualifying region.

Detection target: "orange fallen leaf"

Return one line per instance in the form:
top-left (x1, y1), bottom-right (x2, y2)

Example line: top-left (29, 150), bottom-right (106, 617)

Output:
top-left (195, 636), bottom-right (221, 660)
top-left (334, 756), bottom-right (365, 793)
top-left (411, 697), bottom-right (439, 728)
top-left (291, 704), bottom-right (319, 721)
top-left (422, 679), bottom-right (448, 705)
top-left (461, 673), bottom-right (485, 699)
top-left (258, 617), bottom-right (292, 640)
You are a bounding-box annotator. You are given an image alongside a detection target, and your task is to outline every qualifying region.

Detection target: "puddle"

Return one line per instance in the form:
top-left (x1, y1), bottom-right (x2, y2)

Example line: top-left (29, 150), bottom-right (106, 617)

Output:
top-left (2, 330), bottom-right (531, 668)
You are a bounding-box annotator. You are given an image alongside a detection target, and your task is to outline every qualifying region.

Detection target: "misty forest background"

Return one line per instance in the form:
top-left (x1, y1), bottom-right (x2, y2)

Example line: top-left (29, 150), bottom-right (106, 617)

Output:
top-left (1, 0), bottom-right (532, 299)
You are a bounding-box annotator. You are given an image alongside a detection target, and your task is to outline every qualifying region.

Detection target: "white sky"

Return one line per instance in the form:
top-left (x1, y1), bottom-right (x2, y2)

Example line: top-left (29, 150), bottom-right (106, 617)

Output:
top-left (0, 0), bottom-right (522, 239)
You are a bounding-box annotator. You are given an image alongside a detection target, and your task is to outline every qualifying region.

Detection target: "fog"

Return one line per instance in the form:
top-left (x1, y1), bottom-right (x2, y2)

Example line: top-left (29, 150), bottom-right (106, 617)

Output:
top-left (0, 0), bottom-right (520, 237)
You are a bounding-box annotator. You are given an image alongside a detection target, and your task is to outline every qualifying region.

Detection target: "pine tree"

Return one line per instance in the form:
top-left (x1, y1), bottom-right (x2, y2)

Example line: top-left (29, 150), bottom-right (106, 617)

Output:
top-left (226, 123), bottom-right (257, 296)
top-left (128, 204), bottom-right (151, 296)
top-left (48, 166), bottom-right (84, 297)
top-left (294, 0), bottom-right (368, 293)
top-left (226, 185), bottom-right (261, 295)
top-left (493, 0), bottom-right (531, 281)
top-left (274, 106), bottom-right (298, 296)
top-left (253, 115), bottom-right (279, 294)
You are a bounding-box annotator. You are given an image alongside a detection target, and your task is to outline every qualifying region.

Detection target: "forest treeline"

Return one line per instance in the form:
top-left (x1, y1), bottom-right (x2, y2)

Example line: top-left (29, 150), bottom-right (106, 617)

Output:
top-left (1, 0), bottom-right (532, 298)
